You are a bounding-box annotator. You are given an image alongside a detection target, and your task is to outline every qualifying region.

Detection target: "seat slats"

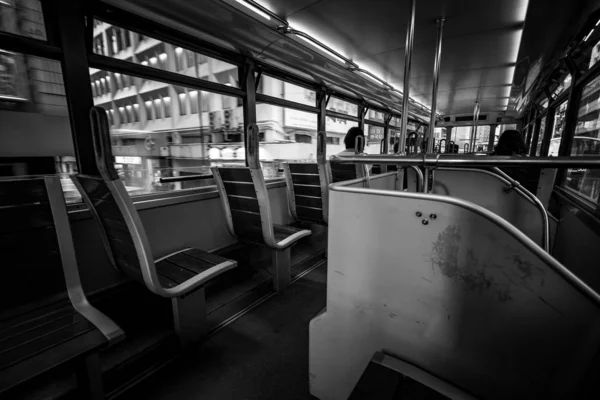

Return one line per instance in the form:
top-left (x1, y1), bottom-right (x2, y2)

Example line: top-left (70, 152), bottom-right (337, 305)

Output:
top-left (227, 195), bottom-right (260, 213)
top-left (223, 181), bottom-right (257, 198)
top-left (296, 206), bottom-right (324, 223)
top-left (156, 260), bottom-right (197, 284)
top-left (0, 203), bottom-right (54, 235)
top-left (289, 163), bottom-right (319, 174)
top-left (0, 319), bottom-right (96, 371)
top-left (219, 168), bottom-right (253, 183)
top-left (290, 173), bottom-right (321, 186)
top-left (183, 248), bottom-right (232, 266)
top-left (293, 184), bottom-right (322, 197)
top-left (0, 306), bottom-right (73, 342)
top-left (0, 312), bottom-right (84, 354)
top-left (273, 224), bottom-right (307, 242)
top-left (0, 329), bottom-right (106, 393)
top-left (295, 195), bottom-right (322, 208)
top-left (231, 209), bottom-right (262, 227)
top-left (159, 253), bottom-right (214, 276)
top-left (0, 179), bottom-right (48, 207)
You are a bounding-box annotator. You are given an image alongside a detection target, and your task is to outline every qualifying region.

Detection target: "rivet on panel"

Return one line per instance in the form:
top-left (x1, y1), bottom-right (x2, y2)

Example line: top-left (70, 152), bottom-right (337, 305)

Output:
top-left (422, 219), bottom-right (429, 225)
top-left (416, 211), bottom-right (422, 217)
top-left (430, 214), bottom-right (437, 220)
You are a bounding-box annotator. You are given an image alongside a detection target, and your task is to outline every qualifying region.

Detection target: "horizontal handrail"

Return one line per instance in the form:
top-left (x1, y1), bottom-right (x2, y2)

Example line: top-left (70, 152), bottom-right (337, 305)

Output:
top-left (329, 181), bottom-right (600, 308)
top-left (160, 174), bottom-right (214, 183)
top-left (331, 154), bottom-right (600, 168)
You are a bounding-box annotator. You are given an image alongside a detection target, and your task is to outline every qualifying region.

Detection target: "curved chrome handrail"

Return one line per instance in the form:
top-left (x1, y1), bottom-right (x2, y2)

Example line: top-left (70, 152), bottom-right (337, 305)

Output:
top-left (491, 167), bottom-right (550, 253)
top-left (329, 182), bottom-right (600, 308)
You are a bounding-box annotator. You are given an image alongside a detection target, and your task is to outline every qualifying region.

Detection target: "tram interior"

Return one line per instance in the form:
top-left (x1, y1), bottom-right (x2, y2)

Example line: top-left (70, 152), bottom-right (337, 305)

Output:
top-left (1, 0), bottom-right (600, 399)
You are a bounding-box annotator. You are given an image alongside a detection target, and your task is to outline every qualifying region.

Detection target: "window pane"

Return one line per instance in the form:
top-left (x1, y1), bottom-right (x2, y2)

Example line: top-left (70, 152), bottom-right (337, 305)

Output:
top-left (257, 75), bottom-right (316, 107)
top-left (550, 74), bottom-right (572, 100)
top-left (548, 100), bottom-right (568, 156)
top-left (562, 75), bottom-right (600, 204)
top-left (0, 51), bottom-right (77, 201)
top-left (0, 0), bottom-right (46, 40)
top-left (91, 70), bottom-right (244, 194)
top-left (327, 97), bottom-right (358, 117)
top-left (93, 20), bottom-right (239, 87)
top-left (535, 118), bottom-right (546, 156)
top-left (327, 115), bottom-right (357, 154)
top-left (257, 103), bottom-right (317, 178)
top-left (367, 109), bottom-right (385, 122)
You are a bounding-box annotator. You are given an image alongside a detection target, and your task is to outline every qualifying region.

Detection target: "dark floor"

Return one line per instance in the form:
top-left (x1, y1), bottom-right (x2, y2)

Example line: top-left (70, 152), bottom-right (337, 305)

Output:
top-left (119, 262), bottom-right (327, 400)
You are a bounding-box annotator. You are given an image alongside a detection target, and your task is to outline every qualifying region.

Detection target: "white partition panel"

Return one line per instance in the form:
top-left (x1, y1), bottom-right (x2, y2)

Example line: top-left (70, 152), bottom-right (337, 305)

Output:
top-left (309, 186), bottom-right (600, 400)
top-left (433, 168), bottom-right (544, 246)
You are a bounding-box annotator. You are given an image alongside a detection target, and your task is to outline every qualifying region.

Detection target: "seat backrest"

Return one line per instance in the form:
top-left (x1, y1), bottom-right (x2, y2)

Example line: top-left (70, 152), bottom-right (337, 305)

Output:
top-left (212, 166), bottom-right (279, 248)
top-left (0, 175), bottom-right (124, 342)
top-left (71, 107), bottom-right (161, 295)
top-left (329, 162), bottom-right (368, 183)
top-left (283, 163), bottom-right (328, 224)
top-left (0, 177), bottom-right (68, 318)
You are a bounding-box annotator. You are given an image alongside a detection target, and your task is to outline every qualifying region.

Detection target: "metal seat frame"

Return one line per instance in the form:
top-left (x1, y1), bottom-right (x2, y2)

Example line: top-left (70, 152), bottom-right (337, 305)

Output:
top-left (72, 107), bottom-right (237, 346)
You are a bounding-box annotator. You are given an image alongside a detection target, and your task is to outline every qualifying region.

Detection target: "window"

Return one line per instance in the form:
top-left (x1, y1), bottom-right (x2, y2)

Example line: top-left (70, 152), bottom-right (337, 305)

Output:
top-left (535, 118), bottom-right (546, 156)
top-left (257, 103), bottom-right (318, 178)
top-left (257, 75), bottom-right (316, 107)
top-left (0, 0), bottom-right (46, 40)
top-left (367, 109), bottom-right (385, 122)
top-left (91, 70), bottom-right (243, 195)
top-left (562, 75), bottom-right (600, 204)
top-left (548, 100), bottom-right (568, 156)
top-left (550, 74), bottom-right (572, 100)
top-left (327, 97), bottom-right (358, 117)
top-left (93, 21), bottom-right (239, 87)
top-left (0, 50), bottom-right (77, 201)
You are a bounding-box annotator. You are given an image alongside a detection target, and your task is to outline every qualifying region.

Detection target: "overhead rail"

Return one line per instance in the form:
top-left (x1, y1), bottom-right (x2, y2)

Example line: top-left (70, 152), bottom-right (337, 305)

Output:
top-left (331, 154), bottom-right (600, 168)
top-left (229, 0), bottom-right (436, 119)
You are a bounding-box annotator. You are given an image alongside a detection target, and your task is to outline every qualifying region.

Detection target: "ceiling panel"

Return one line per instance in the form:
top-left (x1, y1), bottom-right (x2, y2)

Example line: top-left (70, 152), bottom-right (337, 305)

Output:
top-left (102, 0), bottom-right (570, 119)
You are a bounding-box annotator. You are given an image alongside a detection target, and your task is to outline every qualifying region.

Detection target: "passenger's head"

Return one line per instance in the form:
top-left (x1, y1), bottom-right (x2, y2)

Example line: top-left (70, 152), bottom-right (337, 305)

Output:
top-left (344, 127), bottom-right (365, 150)
top-left (494, 130), bottom-right (526, 155)
top-left (393, 140), bottom-right (399, 153)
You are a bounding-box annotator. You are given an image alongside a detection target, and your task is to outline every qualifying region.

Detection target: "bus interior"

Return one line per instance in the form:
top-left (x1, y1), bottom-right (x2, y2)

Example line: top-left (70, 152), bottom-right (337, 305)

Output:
top-left (2, 0), bottom-right (600, 399)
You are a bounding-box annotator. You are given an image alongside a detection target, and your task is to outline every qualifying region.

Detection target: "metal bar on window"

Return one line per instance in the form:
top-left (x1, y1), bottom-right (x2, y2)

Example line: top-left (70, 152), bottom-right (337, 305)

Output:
top-left (88, 53), bottom-right (245, 97)
top-left (325, 110), bottom-right (361, 123)
top-left (0, 31), bottom-right (62, 59)
top-left (255, 93), bottom-right (319, 113)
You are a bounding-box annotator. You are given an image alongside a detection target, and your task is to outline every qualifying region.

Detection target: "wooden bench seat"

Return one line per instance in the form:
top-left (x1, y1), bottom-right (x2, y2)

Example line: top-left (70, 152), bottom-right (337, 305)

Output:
top-left (283, 163), bottom-right (329, 225)
top-left (72, 107), bottom-right (237, 347)
top-left (0, 176), bottom-right (124, 399)
top-left (212, 165), bottom-right (311, 291)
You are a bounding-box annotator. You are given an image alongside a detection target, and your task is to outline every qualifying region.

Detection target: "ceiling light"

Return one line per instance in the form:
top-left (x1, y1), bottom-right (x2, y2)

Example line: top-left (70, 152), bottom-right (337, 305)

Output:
top-left (235, 0), bottom-right (271, 21)
top-left (584, 28), bottom-right (594, 42)
top-left (295, 34), bottom-right (347, 64)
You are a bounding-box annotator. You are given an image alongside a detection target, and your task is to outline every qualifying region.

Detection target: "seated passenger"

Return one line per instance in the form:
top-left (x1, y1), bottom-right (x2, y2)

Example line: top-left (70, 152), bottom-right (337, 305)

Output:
top-left (335, 126), bottom-right (371, 172)
top-left (492, 130), bottom-right (538, 192)
top-left (337, 127), bottom-right (366, 155)
top-left (492, 129), bottom-right (526, 156)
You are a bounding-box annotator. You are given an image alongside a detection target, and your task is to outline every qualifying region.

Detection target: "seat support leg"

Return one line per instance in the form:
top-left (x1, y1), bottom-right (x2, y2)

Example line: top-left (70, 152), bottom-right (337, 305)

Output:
top-left (76, 352), bottom-right (103, 400)
top-left (172, 287), bottom-right (207, 348)
top-left (272, 248), bottom-right (291, 292)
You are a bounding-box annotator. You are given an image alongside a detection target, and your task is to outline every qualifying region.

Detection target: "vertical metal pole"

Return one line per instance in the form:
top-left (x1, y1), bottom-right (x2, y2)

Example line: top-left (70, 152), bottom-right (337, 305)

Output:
top-left (470, 102), bottom-right (480, 152)
top-left (426, 17), bottom-right (445, 154)
top-left (242, 61), bottom-right (257, 167)
top-left (317, 90), bottom-right (327, 166)
top-left (399, 0), bottom-right (416, 154)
